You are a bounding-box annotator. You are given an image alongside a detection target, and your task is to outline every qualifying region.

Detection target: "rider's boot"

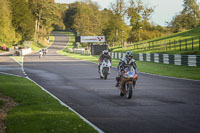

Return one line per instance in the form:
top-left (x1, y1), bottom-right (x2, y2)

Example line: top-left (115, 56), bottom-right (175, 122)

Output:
top-left (115, 77), bottom-right (120, 87)
top-left (115, 82), bottom-right (119, 87)
top-left (98, 65), bottom-right (100, 73)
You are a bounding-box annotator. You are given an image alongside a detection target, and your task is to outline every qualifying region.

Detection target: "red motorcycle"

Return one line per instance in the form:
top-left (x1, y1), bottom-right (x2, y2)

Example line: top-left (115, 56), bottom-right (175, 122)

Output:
top-left (118, 65), bottom-right (138, 99)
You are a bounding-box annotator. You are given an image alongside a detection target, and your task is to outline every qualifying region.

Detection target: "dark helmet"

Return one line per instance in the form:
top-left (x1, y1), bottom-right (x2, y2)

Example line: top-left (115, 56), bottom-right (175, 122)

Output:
top-left (125, 51), bottom-right (133, 61)
top-left (103, 50), bottom-right (109, 55)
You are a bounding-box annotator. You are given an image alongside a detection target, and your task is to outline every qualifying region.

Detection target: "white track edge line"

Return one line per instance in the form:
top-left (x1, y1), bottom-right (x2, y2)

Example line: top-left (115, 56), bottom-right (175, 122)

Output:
top-left (49, 34), bottom-right (104, 133)
top-left (67, 57), bottom-right (200, 82)
top-left (26, 77), bottom-right (104, 133)
top-left (0, 72), bottom-right (23, 77)
top-left (10, 57), bottom-right (22, 66)
top-left (0, 72), bottom-right (104, 133)
top-left (7, 38), bottom-right (104, 133)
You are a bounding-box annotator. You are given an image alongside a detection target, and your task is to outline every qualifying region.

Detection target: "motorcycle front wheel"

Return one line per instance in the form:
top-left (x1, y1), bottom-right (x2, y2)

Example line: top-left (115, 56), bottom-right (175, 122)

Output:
top-left (102, 67), bottom-right (109, 80)
top-left (125, 83), bottom-right (133, 99)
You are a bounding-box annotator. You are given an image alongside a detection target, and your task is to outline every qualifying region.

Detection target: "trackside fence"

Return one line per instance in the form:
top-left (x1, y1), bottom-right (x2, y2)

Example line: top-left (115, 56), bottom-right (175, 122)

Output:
top-left (125, 37), bottom-right (200, 52)
top-left (109, 52), bottom-right (200, 67)
top-left (67, 48), bottom-right (200, 66)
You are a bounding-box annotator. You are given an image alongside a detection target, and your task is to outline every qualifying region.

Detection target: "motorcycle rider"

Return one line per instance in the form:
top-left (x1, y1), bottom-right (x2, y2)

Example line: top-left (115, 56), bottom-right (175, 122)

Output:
top-left (98, 50), bottom-right (112, 73)
top-left (115, 51), bottom-right (138, 87)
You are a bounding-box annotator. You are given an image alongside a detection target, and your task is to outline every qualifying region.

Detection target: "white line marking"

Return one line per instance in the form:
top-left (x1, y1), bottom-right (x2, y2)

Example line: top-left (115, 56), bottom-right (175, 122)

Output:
top-left (26, 77), bottom-right (104, 133)
top-left (139, 71), bottom-right (200, 82)
top-left (10, 57), bottom-right (22, 66)
top-left (9, 34), bottom-right (103, 133)
top-left (0, 71), bottom-right (104, 133)
top-left (0, 72), bottom-right (23, 77)
top-left (66, 57), bottom-right (200, 82)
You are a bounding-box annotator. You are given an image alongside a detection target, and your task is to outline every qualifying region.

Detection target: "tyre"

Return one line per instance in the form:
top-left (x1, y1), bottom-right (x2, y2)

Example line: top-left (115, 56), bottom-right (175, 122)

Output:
top-left (126, 83), bottom-right (133, 99)
top-left (104, 74), bottom-right (107, 80)
top-left (103, 68), bottom-right (108, 80)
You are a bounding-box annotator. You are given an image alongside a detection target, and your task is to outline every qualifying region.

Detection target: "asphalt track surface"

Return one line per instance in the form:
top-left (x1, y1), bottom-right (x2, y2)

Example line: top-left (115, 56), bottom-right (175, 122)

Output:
top-left (1, 32), bottom-right (200, 133)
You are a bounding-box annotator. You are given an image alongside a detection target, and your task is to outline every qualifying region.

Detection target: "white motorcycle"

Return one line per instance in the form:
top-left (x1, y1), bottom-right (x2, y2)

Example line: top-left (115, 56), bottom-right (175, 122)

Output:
top-left (99, 58), bottom-right (111, 80)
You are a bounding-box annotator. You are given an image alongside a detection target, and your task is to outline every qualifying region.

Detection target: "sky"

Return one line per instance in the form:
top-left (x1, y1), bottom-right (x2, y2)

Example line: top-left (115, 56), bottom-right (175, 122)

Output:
top-left (55, 0), bottom-right (200, 26)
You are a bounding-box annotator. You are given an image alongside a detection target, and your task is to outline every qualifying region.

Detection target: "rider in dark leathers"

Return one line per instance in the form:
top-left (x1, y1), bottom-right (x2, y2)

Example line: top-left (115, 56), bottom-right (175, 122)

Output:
top-left (98, 50), bottom-right (112, 72)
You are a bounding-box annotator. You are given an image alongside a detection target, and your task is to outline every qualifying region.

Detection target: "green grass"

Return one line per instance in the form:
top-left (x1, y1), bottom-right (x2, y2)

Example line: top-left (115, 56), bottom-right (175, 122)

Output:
top-left (0, 100), bottom-right (4, 108)
top-left (136, 61), bottom-right (200, 80)
top-left (32, 35), bottom-right (55, 52)
top-left (11, 56), bottom-right (23, 65)
top-left (57, 31), bottom-right (200, 80)
top-left (111, 27), bottom-right (200, 55)
top-left (0, 74), bottom-right (97, 133)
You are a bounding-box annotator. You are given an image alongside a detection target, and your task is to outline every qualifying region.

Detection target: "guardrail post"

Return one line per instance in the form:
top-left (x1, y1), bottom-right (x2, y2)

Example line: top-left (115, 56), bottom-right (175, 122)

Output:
top-left (185, 39), bottom-right (187, 51)
top-left (149, 42), bottom-right (150, 50)
top-left (152, 42), bottom-right (154, 50)
top-left (192, 38), bottom-right (194, 50)
top-left (199, 38), bottom-right (200, 50)
top-left (174, 40), bottom-right (176, 50)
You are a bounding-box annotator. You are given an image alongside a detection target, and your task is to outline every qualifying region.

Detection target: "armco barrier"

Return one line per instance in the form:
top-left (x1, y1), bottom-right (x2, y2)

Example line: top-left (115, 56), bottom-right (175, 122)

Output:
top-left (109, 52), bottom-right (200, 66)
top-left (68, 48), bottom-right (91, 55)
top-left (21, 48), bottom-right (32, 55)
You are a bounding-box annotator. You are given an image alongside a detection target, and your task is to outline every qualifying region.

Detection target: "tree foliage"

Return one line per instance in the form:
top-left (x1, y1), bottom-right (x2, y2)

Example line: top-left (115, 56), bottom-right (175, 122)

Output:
top-left (170, 0), bottom-right (200, 32)
top-left (11, 0), bottom-right (35, 41)
top-left (0, 0), bottom-right (64, 46)
top-left (127, 0), bottom-right (156, 42)
top-left (63, 0), bottom-right (167, 45)
top-left (29, 0), bottom-right (63, 38)
top-left (0, 0), bottom-right (16, 43)
top-left (64, 2), bottom-right (102, 36)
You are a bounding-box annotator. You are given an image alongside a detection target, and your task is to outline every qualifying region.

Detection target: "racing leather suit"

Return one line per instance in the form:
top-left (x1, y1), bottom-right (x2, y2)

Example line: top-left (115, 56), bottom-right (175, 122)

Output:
top-left (98, 54), bottom-right (112, 72)
top-left (116, 56), bottom-right (138, 86)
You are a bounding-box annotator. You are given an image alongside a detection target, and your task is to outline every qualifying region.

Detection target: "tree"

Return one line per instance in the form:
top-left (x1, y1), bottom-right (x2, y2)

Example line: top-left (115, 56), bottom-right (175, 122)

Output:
top-left (111, 0), bottom-right (127, 17)
top-left (170, 0), bottom-right (200, 32)
top-left (11, 0), bottom-right (35, 41)
top-left (29, 0), bottom-right (62, 39)
top-left (55, 3), bottom-right (67, 30)
top-left (65, 2), bottom-right (102, 36)
top-left (101, 9), bottom-right (128, 46)
top-left (0, 0), bottom-right (16, 43)
top-left (128, 0), bottom-right (154, 42)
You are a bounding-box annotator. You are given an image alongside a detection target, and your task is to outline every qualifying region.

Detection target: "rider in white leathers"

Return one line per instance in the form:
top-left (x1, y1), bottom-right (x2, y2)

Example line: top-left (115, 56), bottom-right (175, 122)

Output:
top-left (116, 51), bottom-right (138, 87)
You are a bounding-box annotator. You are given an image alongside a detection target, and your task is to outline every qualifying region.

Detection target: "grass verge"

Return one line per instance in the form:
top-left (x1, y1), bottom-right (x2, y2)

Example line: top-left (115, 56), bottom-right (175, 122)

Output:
top-left (58, 50), bottom-right (200, 80)
top-left (11, 56), bottom-right (22, 65)
top-left (58, 31), bottom-right (200, 80)
top-left (111, 27), bottom-right (200, 55)
top-left (11, 35), bottom-right (55, 64)
top-left (0, 100), bottom-right (4, 108)
top-left (0, 74), bottom-right (97, 133)
top-left (32, 35), bottom-right (55, 52)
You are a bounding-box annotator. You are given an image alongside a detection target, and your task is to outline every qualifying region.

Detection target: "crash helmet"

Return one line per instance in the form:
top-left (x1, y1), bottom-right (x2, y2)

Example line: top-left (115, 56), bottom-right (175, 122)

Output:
top-left (125, 51), bottom-right (133, 61)
top-left (103, 50), bottom-right (109, 55)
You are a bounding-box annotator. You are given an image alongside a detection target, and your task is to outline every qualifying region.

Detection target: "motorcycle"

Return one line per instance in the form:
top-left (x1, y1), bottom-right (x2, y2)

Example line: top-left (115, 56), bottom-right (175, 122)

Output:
top-left (39, 50), bottom-right (43, 58)
top-left (99, 58), bottom-right (111, 80)
top-left (117, 65), bottom-right (138, 99)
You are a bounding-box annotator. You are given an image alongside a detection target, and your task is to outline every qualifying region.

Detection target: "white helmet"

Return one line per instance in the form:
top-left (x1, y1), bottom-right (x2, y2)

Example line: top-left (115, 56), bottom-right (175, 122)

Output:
top-left (103, 50), bottom-right (108, 55)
